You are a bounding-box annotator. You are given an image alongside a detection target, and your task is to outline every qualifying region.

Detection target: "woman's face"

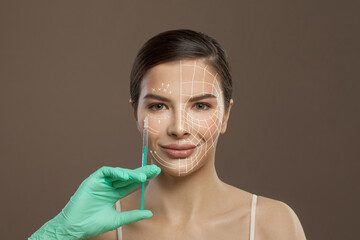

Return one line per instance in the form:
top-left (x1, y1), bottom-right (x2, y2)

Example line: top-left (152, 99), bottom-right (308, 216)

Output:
top-left (133, 59), bottom-right (232, 177)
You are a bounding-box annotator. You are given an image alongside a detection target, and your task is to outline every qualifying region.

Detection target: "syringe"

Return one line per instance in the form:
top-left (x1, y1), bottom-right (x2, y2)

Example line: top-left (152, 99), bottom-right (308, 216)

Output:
top-left (141, 116), bottom-right (148, 210)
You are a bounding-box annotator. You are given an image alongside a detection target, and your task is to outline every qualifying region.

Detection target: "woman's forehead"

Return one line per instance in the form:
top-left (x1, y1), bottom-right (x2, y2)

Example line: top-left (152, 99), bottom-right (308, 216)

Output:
top-left (140, 60), bottom-right (222, 97)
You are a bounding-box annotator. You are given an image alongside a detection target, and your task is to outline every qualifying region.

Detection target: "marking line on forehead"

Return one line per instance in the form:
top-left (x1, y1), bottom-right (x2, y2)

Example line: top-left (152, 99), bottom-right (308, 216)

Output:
top-left (203, 65), bottom-right (207, 93)
top-left (180, 64), bottom-right (217, 78)
top-left (191, 60), bottom-right (196, 95)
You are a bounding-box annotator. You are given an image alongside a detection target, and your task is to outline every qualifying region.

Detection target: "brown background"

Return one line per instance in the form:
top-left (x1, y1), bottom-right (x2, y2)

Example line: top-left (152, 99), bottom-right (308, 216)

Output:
top-left (0, 1), bottom-right (359, 239)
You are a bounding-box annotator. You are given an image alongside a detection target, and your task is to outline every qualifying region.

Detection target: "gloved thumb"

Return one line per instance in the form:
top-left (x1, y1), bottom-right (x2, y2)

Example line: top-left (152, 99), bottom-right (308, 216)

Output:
top-left (114, 209), bottom-right (153, 228)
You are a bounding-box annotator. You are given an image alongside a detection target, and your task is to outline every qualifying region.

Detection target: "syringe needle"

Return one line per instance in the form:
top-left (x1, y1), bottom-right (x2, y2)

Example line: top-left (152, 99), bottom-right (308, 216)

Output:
top-left (141, 116), bottom-right (148, 210)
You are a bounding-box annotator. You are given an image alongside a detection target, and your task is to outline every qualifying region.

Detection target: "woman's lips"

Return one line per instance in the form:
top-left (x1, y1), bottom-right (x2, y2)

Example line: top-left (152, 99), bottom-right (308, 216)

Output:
top-left (161, 144), bottom-right (196, 158)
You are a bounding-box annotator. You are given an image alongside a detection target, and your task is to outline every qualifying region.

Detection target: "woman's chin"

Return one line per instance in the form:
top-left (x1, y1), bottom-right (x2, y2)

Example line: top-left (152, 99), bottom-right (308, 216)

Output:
top-left (151, 157), bottom-right (205, 177)
top-left (163, 167), bottom-right (194, 177)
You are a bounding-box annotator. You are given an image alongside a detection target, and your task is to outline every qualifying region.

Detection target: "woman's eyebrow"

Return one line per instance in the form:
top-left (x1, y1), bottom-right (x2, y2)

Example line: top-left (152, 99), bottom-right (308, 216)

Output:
top-left (189, 94), bottom-right (216, 102)
top-left (143, 93), bottom-right (216, 102)
top-left (143, 94), bottom-right (170, 102)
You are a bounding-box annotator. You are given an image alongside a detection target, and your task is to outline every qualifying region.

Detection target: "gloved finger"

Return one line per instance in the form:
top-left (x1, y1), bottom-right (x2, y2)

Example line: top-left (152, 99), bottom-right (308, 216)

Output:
top-left (112, 165), bottom-right (161, 188)
top-left (113, 210), bottom-right (153, 228)
top-left (112, 169), bottom-right (160, 191)
top-left (124, 165), bottom-right (160, 183)
top-left (91, 166), bottom-right (129, 181)
top-left (107, 169), bottom-right (145, 183)
top-left (132, 165), bottom-right (161, 180)
top-left (114, 181), bottom-right (142, 193)
top-left (123, 169), bottom-right (147, 183)
top-left (111, 179), bottom-right (137, 188)
top-left (94, 166), bottom-right (149, 185)
top-left (107, 167), bottom-right (133, 182)
top-left (108, 165), bottom-right (161, 185)
top-left (145, 166), bottom-right (161, 181)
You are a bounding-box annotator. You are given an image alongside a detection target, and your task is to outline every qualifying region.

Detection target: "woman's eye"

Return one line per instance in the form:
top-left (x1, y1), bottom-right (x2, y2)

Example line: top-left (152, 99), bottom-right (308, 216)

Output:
top-left (149, 103), bottom-right (166, 111)
top-left (193, 103), bottom-right (210, 110)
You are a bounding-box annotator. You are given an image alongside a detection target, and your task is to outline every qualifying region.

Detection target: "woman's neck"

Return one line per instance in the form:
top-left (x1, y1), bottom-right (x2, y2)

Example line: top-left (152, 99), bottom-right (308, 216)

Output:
top-left (144, 156), bottom-right (228, 225)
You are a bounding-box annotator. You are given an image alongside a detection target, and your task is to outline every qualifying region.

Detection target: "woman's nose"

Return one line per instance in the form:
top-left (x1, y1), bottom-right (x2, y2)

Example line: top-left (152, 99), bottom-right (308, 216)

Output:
top-left (167, 108), bottom-right (190, 138)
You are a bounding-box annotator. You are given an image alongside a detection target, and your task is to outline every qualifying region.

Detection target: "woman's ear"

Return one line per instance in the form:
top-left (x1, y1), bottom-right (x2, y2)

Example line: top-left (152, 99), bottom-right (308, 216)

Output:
top-left (220, 99), bottom-right (233, 134)
top-left (129, 99), bottom-right (138, 121)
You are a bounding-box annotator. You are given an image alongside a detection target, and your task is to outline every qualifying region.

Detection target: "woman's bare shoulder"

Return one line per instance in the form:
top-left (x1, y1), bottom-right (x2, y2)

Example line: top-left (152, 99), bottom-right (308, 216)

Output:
top-left (256, 196), bottom-right (307, 240)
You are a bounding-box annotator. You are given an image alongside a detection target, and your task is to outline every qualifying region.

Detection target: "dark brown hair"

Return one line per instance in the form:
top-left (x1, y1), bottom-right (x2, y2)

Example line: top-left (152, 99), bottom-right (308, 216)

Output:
top-left (130, 29), bottom-right (232, 111)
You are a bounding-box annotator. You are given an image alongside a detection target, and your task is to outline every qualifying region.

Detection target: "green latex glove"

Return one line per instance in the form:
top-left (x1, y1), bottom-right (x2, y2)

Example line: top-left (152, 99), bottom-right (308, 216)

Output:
top-left (29, 164), bottom-right (161, 240)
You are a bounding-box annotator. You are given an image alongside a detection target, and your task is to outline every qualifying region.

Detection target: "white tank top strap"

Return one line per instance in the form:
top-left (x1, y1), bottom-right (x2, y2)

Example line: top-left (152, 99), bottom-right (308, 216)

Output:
top-left (250, 194), bottom-right (258, 240)
top-left (115, 200), bottom-right (122, 240)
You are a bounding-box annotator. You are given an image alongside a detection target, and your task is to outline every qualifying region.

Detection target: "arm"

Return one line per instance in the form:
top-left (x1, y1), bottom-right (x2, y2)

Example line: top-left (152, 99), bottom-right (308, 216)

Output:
top-left (28, 165), bottom-right (161, 240)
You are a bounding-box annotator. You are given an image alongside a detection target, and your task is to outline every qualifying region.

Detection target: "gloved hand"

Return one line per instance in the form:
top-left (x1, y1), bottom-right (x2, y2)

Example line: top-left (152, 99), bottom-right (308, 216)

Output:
top-left (29, 164), bottom-right (161, 240)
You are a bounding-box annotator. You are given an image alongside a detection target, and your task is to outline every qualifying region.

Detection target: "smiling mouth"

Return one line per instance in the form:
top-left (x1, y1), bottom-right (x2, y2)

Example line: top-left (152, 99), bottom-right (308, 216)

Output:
top-left (160, 144), bottom-right (196, 158)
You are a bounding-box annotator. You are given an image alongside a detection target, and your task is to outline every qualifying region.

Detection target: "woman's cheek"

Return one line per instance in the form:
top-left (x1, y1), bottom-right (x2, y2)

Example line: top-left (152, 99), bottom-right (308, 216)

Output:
top-left (198, 113), bottom-right (223, 141)
top-left (147, 114), bottom-right (170, 135)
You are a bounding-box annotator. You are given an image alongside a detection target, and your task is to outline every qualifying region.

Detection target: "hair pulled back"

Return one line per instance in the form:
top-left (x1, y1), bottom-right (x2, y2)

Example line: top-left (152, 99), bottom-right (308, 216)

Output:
top-left (130, 29), bottom-right (232, 111)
